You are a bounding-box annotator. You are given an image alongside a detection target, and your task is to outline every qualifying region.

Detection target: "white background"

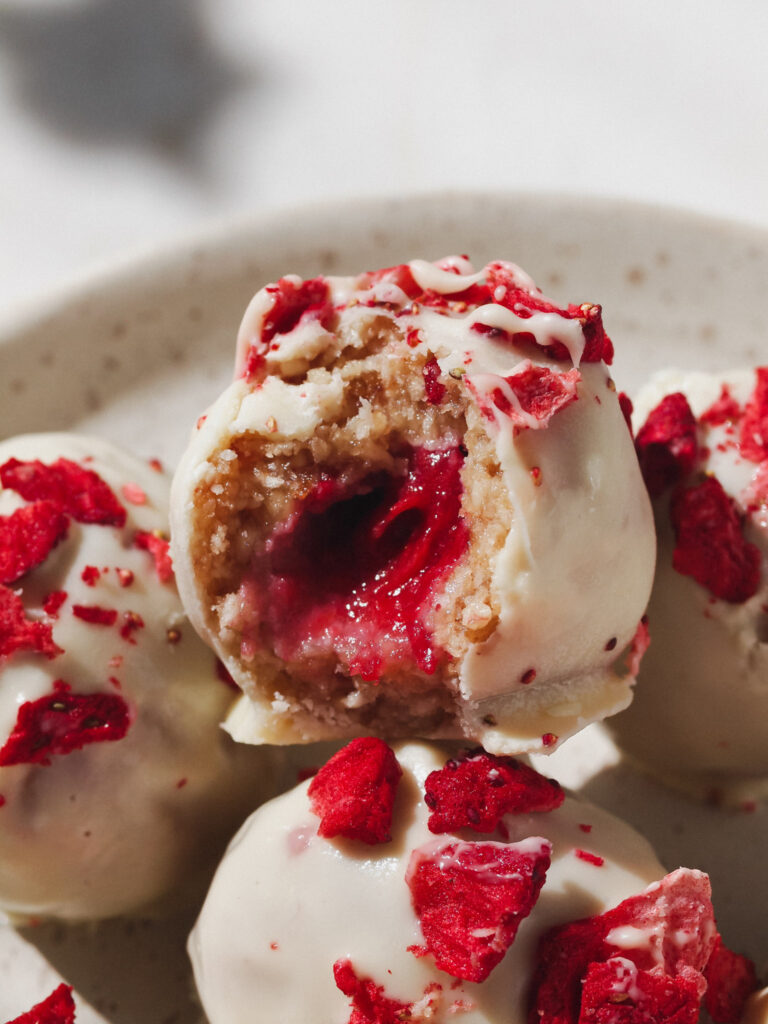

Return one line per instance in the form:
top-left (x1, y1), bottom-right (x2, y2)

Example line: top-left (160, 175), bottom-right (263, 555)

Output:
top-left (1, 0), bottom-right (767, 313)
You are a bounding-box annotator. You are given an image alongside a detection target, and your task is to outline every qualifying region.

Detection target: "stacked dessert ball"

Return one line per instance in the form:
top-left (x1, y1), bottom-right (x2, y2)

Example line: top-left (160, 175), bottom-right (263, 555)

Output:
top-left (169, 258), bottom-right (759, 1024)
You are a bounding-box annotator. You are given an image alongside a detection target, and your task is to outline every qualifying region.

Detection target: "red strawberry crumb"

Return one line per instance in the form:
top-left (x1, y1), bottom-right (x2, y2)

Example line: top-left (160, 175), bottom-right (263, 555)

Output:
top-left (6, 983), bottom-right (76, 1024)
top-left (604, 636), bottom-right (617, 651)
top-left (542, 733), bottom-right (558, 747)
top-left (308, 738), bottom-right (402, 844)
top-left (81, 565), bottom-right (100, 586)
top-left (574, 849), bottom-right (604, 867)
top-left (270, 941), bottom-right (279, 951)
top-left (108, 676), bottom-right (121, 689)
top-left (740, 367), bottom-right (768, 462)
top-left (579, 957), bottom-right (704, 1024)
top-left (148, 457), bottom-right (163, 473)
top-left (627, 616), bottom-right (650, 677)
top-left (635, 393), bottom-right (699, 497)
top-left (424, 748), bottom-right (564, 835)
top-left (521, 668), bottom-right (536, 684)
top-left (0, 501), bottom-right (69, 584)
top-left (196, 414), bottom-right (207, 430)
top-left (530, 466), bottom-right (543, 486)
top-left (261, 277), bottom-right (334, 346)
top-left (0, 585), bottom-right (62, 661)
top-left (618, 392), bottom-right (634, 436)
top-left (528, 868), bottom-right (716, 1024)
top-left (701, 384), bottom-right (741, 427)
top-left (0, 682), bottom-right (130, 766)
top-left (0, 457), bottom-right (126, 526)
top-left (116, 568), bottom-right (134, 588)
top-left (422, 356), bottom-right (446, 404)
top-left (176, 778), bottom-right (187, 789)
top-left (703, 936), bottom-right (758, 1024)
top-left (134, 531), bottom-right (174, 583)
top-left (407, 837), bottom-right (551, 982)
top-left (43, 590), bottom-right (68, 617)
top-left (72, 604), bottom-right (117, 627)
top-left (670, 476), bottom-right (760, 602)
top-left (333, 959), bottom-right (413, 1024)
top-left (215, 658), bottom-right (238, 689)
top-left (120, 611), bottom-right (144, 643)
top-left (578, 823), bottom-right (593, 833)
top-left (406, 328), bottom-right (423, 348)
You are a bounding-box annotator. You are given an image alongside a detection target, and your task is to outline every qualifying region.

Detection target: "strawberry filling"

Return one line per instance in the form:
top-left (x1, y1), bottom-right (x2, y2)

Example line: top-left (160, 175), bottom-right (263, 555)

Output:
top-left (254, 443), bottom-right (469, 680)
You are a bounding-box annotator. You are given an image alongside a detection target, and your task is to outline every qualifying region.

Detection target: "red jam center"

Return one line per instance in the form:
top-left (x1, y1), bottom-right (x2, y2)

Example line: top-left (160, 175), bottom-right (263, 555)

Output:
top-left (256, 443), bottom-right (469, 680)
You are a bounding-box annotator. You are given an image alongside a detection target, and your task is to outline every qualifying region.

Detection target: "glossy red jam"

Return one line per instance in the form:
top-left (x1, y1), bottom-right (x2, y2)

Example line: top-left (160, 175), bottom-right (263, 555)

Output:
top-left (254, 443), bottom-right (469, 679)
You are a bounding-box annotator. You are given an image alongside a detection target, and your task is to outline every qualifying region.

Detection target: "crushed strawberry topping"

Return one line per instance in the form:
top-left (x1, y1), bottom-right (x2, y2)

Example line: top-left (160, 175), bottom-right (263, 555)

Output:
top-left (257, 443), bottom-right (469, 680)
top-left (670, 476), bottom-right (760, 602)
top-left (703, 936), bottom-right (759, 1024)
top-left (740, 367), bottom-right (768, 462)
top-left (0, 585), bottom-right (62, 661)
top-left (701, 384), bottom-right (741, 427)
top-left (0, 681), bottom-right (130, 766)
top-left (528, 868), bottom-right (716, 1024)
top-left (0, 457), bottom-right (126, 526)
top-left (579, 957), bottom-right (704, 1024)
top-left (407, 837), bottom-right (550, 982)
top-left (333, 960), bottom-right (413, 1024)
top-left (618, 392), bottom-right (634, 436)
top-left (43, 590), bottom-right (67, 617)
top-left (81, 565), bottom-right (100, 586)
top-left (7, 983), bottom-right (76, 1024)
top-left (261, 276), bottom-right (334, 347)
top-left (0, 501), bottom-right (69, 584)
top-left (308, 738), bottom-right (402, 844)
top-left (471, 364), bottom-right (581, 432)
top-left (424, 748), bottom-right (563, 835)
top-left (422, 356), bottom-right (446, 404)
top-left (635, 393), bottom-right (699, 498)
top-left (134, 531), bottom-right (174, 582)
top-left (120, 611), bottom-right (144, 643)
top-left (72, 604), bottom-right (118, 626)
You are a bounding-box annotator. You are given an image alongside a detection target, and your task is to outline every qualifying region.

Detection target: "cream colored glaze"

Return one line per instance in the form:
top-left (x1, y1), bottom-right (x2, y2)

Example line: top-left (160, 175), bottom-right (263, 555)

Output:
top-left (189, 741), bottom-right (667, 1024)
top-left (609, 369), bottom-right (768, 802)
top-left (172, 259), bottom-right (655, 754)
top-left (0, 434), bottom-right (277, 920)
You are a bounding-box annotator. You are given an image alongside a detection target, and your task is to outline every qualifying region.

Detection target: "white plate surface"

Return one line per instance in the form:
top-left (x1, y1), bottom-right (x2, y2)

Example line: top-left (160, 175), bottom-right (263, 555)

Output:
top-left (1, 192), bottom-right (767, 1020)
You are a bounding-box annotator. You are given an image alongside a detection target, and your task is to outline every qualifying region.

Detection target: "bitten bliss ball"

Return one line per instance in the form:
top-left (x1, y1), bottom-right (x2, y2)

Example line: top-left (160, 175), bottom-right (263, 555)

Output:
top-left (0, 433), bottom-right (278, 920)
top-left (189, 740), bottom-right (755, 1024)
top-left (609, 368), bottom-right (768, 803)
top-left (171, 257), bottom-right (655, 754)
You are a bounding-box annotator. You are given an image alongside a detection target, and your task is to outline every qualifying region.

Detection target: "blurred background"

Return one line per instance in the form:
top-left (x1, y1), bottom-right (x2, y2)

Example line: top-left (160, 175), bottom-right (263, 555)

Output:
top-left (1, 0), bottom-right (767, 313)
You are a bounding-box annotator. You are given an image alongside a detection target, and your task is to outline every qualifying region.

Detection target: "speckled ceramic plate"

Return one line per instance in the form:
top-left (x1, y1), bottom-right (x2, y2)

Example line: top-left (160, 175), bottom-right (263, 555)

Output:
top-left (0, 192), bottom-right (767, 1020)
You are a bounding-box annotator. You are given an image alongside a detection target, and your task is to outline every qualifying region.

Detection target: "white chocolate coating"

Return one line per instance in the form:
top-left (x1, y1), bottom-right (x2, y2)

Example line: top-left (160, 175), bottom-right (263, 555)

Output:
top-left (609, 370), bottom-right (768, 803)
top-left (0, 434), bottom-right (278, 920)
top-left (190, 741), bottom-right (667, 1024)
top-left (172, 258), bottom-right (655, 754)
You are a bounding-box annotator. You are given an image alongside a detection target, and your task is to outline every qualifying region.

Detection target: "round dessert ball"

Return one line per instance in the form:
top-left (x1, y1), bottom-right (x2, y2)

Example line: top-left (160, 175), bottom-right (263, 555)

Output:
top-left (0, 433), bottom-right (281, 920)
top-left (171, 256), bottom-right (655, 755)
top-left (609, 369), bottom-right (768, 804)
top-left (189, 740), bottom-right (736, 1024)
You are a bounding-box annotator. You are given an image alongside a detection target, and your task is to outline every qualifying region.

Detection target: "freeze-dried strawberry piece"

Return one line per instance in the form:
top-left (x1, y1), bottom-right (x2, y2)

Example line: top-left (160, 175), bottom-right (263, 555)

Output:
top-left (261, 277), bottom-right (334, 346)
top-left (635, 394), bottom-right (699, 498)
top-left (7, 983), bottom-right (76, 1024)
top-left (529, 868), bottom-right (716, 1024)
top-left (361, 263), bottom-right (422, 301)
top-left (579, 957), bottom-right (704, 1024)
top-left (703, 936), bottom-right (758, 1024)
top-left (0, 585), bottom-right (62, 661)
top-left (0, 457), bottom-right (126, 527)
top-left (424, 748), bottom-right (563, 835)
top-left (72, 604), bottom-right (117, 626)
top-left (0, 682), bottom-right (131, 766)
top-left (478, 364), bottom-right (581, 431)
top-left (134, 530), bottom-right (174, 583)
top-left (626, 616), bottom-right (650, 678)
top-left (701, 384), bottom-right (741, 427)
top-left (333, 959), bottom-right (413, 1024)
top-left (0, 501), bottom-right (69, 584)
top-left (618, 392), bottom-right (634, 436)
top-left (407, 837), bottom-right (551, 982)
top-left (740, 367), bottom-right (768, 462)
top-left (485, 263), bottom-right (613, 364)
top-left (422, 356), bottom-right (446, 405)
top-left (43, 590), bottom-right (67, 617)
top-left (670, 476), bottom-right (760, 602)
top-left (308, 738), bottom-right (402, 844)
